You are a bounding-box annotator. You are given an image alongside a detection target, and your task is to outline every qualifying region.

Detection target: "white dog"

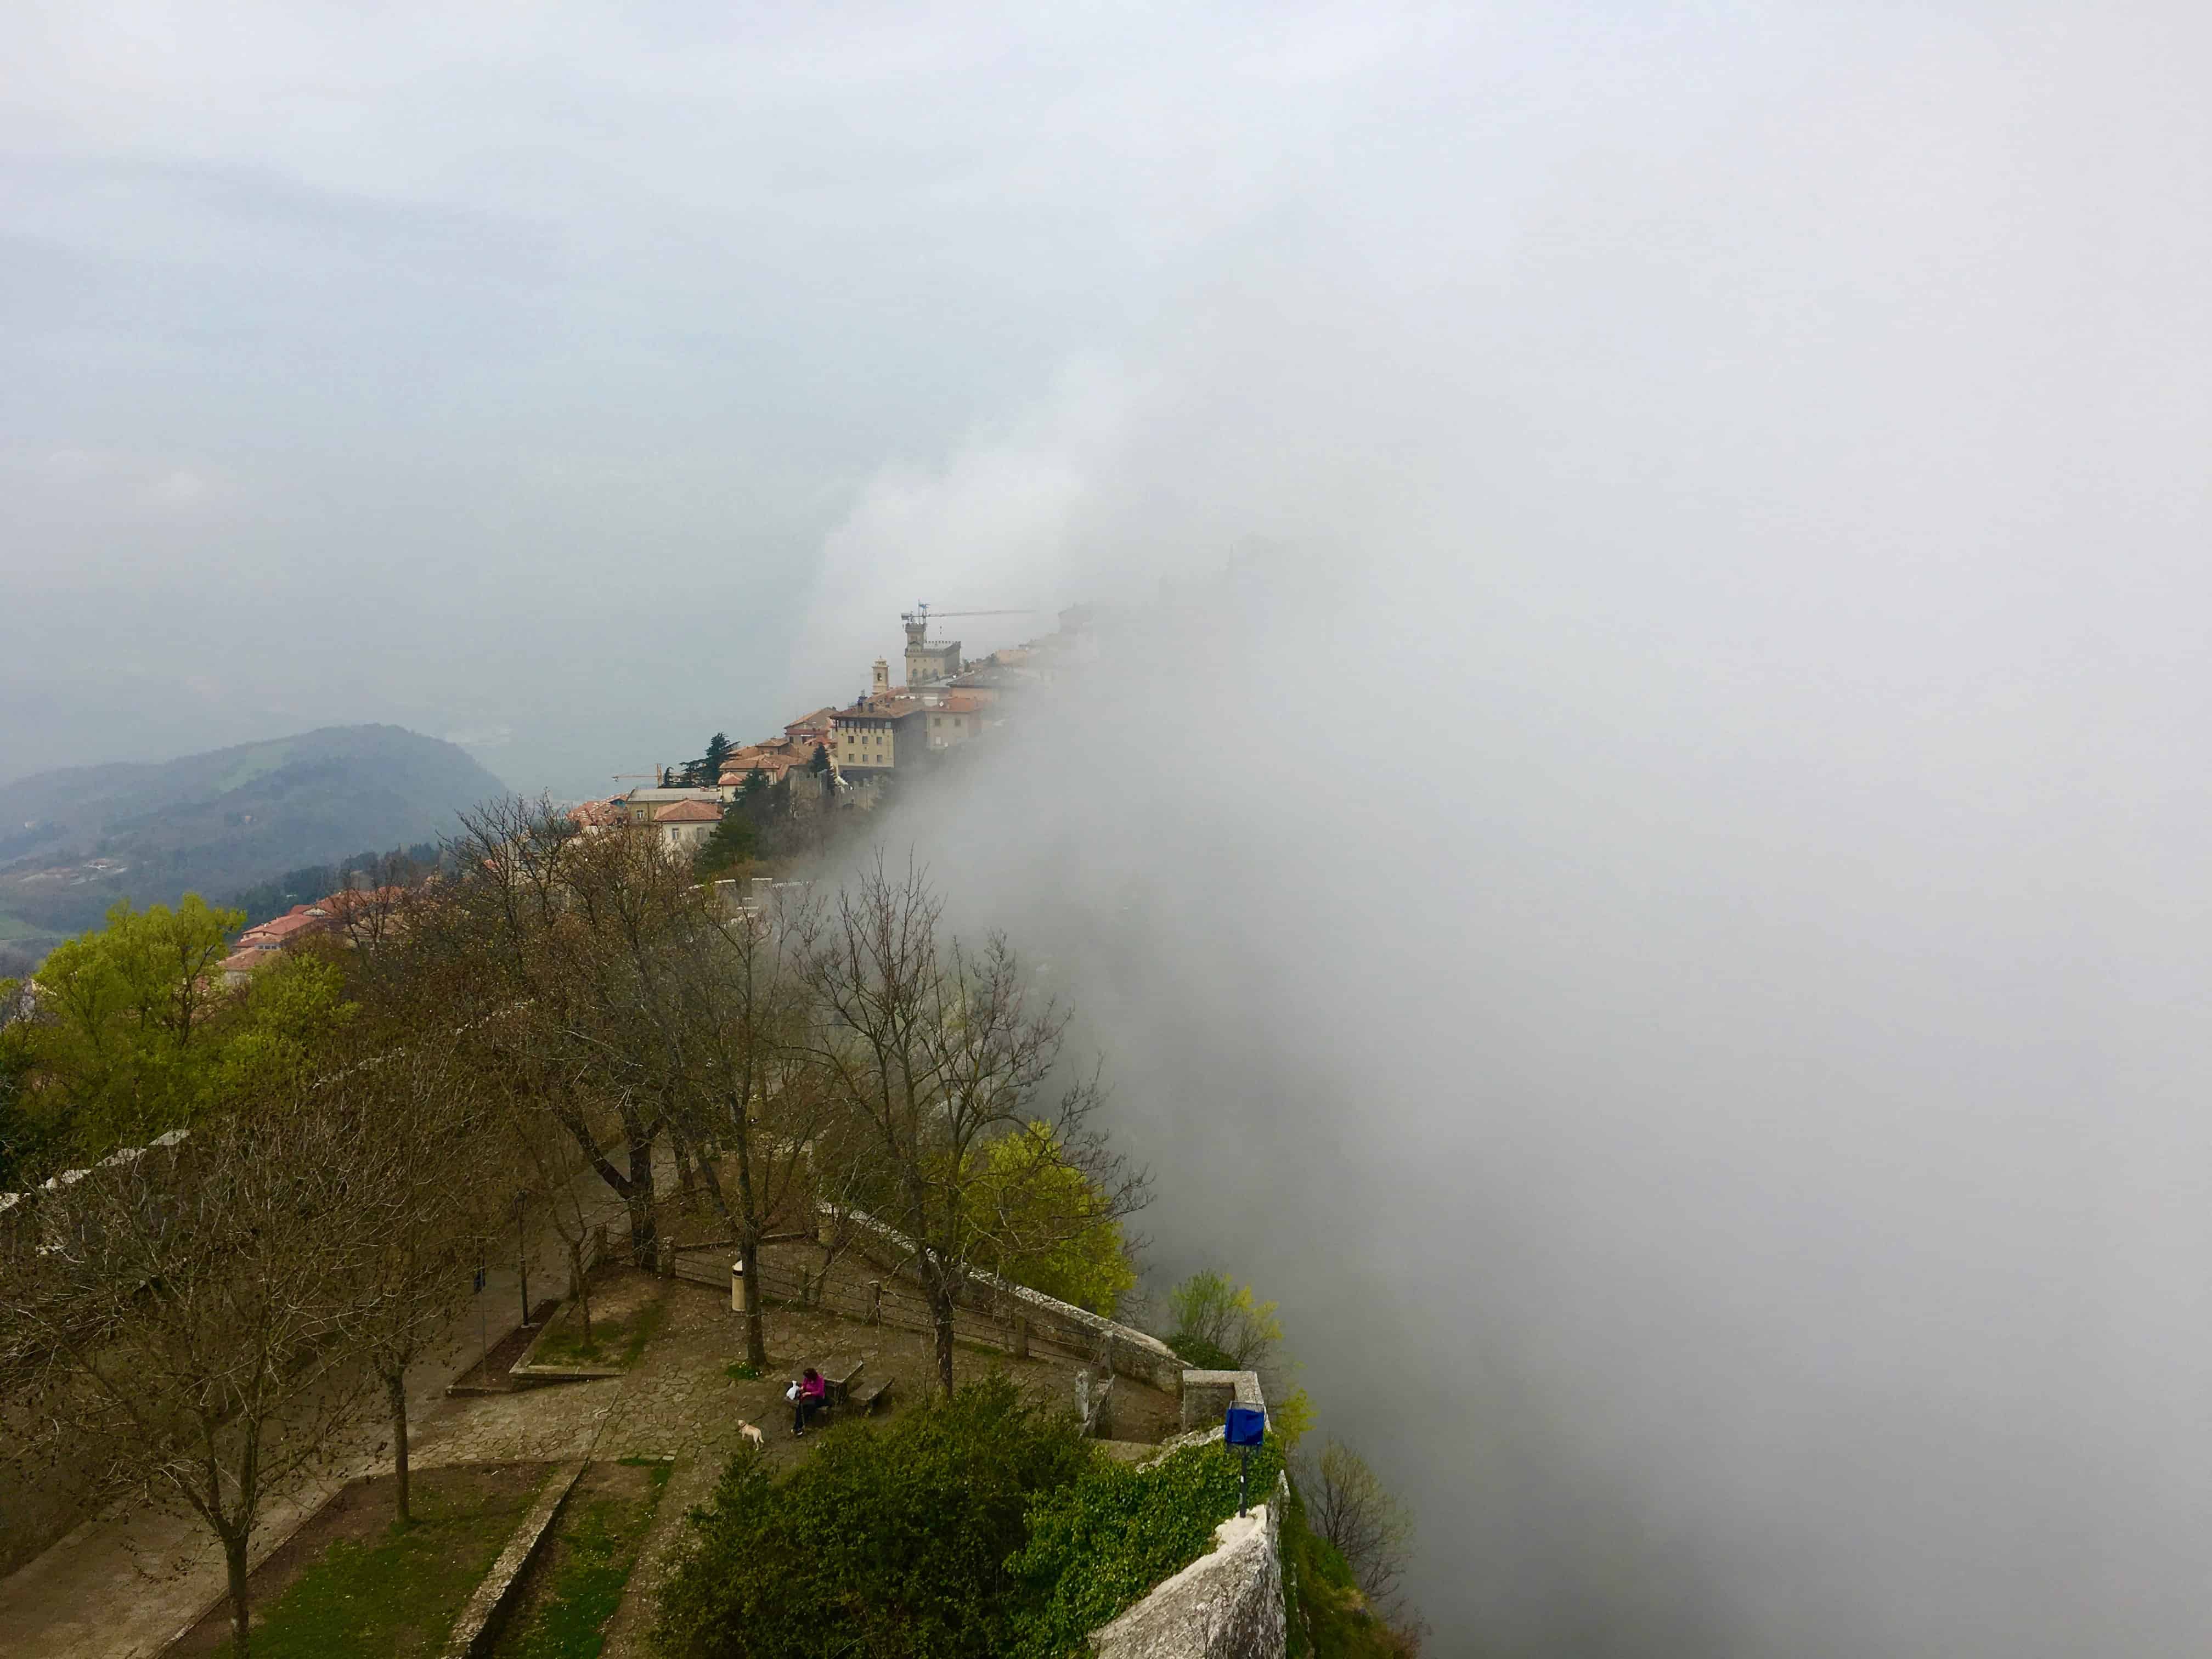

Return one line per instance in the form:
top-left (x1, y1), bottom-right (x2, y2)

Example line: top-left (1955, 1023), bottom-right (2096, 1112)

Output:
top-left (739, 1420), bottom-right (766, 1449)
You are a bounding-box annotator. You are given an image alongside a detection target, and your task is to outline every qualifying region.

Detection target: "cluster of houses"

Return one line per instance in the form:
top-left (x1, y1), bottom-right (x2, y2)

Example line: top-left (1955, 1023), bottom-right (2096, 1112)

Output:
top-left (574, 607), bottom-right (1087, 844)
top-left (214, 885), bottom-right (407, 988)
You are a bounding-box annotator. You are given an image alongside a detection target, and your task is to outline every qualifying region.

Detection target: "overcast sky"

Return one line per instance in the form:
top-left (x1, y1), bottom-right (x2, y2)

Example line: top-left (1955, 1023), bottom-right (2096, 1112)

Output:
top-left (10, 9), bottom-right (2212, 1650)
top-left (0, 0), bottom-right (1537, 793)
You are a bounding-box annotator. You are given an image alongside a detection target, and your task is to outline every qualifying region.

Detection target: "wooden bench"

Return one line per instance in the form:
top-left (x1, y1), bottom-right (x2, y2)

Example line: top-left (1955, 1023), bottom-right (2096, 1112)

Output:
top-left (848, 1375), bottom-right (892, 1415)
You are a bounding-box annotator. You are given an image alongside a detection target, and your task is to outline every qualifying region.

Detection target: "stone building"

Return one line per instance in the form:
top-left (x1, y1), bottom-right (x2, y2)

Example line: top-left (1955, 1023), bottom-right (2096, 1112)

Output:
top-left (902, 612), bottom-right (961, 686)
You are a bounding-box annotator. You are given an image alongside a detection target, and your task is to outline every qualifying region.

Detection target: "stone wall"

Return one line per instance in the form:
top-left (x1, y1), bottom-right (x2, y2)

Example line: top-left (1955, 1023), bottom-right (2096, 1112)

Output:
top-left (1178, 1369), bottom-right (1268, 1435)
top-left (1088, 1401), bottom-right (1289, 1659)
top-left (827, 1205), bottom-right (1186, 1393)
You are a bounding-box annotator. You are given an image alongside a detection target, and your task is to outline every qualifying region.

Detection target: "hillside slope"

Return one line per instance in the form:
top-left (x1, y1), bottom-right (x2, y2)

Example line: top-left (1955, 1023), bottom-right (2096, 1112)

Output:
top-left (0, 725), bottom-right (507, 967)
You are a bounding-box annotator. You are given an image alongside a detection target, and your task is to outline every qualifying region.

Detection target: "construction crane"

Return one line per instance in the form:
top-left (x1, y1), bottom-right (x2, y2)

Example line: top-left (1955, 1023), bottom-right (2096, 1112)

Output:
top-left (901, 603), bottom-right (1034, 644)
top-left (902, 603), bottom-right (1034, 626)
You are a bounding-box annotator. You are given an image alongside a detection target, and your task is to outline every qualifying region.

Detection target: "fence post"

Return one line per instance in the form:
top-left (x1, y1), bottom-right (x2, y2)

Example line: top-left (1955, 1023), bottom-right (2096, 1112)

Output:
top-left (1013, 1315), bottom-right (1030, 1360)
top-left (868, 1280), bottom-right (883, 1325)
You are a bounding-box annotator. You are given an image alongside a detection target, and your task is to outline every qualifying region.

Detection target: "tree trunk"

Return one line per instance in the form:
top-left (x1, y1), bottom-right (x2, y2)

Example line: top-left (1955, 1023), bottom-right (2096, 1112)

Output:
top-left (625, 1138), bottom-right (659, 1267)
top-left (225, 1532), bottom-right (253, 1658)
top-left (388, 1372), bottom-right (411, 1524)
top-left (933, 1285), bottom-right (956, 1398)
top-left (740, 1234), bottom-right (766, 1367)
top-left (569, 1237), bottom-right (593, 1346)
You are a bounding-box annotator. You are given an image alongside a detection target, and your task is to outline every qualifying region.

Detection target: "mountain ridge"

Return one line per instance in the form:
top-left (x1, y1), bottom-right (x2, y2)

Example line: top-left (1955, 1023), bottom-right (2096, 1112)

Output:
top-left (0, 724), bottom-right (508, 972)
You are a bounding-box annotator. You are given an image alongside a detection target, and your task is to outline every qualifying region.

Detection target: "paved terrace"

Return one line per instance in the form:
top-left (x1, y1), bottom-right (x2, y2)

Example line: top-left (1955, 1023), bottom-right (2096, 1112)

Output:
top-left (0, 1241), bottom-right (1176, 1659)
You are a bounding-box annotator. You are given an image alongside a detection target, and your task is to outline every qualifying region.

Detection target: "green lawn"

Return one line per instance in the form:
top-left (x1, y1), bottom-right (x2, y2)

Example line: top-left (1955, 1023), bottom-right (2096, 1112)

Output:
top-left (495, 1458), bottom-right (673, 1659)
top-left (213, 1466), bottom-right (549, 1659)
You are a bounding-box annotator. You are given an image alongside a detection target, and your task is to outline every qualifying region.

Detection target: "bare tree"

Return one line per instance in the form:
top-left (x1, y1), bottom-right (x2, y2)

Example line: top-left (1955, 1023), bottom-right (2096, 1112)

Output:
top-left (662, 890), bottom-right (848, 1368)
top-left (434, 799), bottom-right (674, 1266)
top-left (1304, 1438), bottom-right (1417, 1615)
top-left (0, 1094), bottom-right (383, 1657)
top-left (331, 1040), bottom-right (499, 1523)
top-left (484, 1035), bottom-right (610, 1347)
top-left (802, 857), bottom-right (1146, 1395)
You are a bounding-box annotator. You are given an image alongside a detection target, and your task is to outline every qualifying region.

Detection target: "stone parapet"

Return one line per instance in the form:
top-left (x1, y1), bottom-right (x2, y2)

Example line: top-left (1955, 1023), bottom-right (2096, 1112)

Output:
top-left (1177, 1370), bottom-right (1267, 1435)
top-left (826, 1205), bottom-right (1185, 1393)
top-left (1089, 1481), bottom-right (1287, 1659)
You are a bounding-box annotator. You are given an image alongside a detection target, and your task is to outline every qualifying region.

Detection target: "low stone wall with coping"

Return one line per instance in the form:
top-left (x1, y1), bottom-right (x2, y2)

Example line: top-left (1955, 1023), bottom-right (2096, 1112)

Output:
top-left (823, 1205), bottom-right (1185, 1393)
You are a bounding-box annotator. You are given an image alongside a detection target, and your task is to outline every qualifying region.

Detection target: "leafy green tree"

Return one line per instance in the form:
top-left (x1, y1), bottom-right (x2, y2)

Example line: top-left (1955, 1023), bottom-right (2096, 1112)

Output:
top-left (654, 1376), bottom-right (1090, 1659)
top-left (703, 731), bottom-right (735, 782)
top-left (810, 742), bottom-right (831, 775)
top-left (0, 977), bottom-right (53, 1187)
top-left (968, 1122), bottom-right (1138, 1314)
top-left (212, 953), bottom-right (356, 1101)
top-left (1164, 1269), bottom-right (1315, 1448)
top-left (693, 811), bottom-right (759, 877)
top-left (738, 766), bottom-right (770, 799)
top-left (1166, 1270), bottom-right (1284, 1370)
top-left (27, 896), bottom-right (242, 1155)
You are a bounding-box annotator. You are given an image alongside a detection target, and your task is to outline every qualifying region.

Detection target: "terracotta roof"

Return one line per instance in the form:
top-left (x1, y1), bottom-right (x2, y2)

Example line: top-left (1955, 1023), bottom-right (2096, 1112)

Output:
top-left (720, 755), bottom-right (804, 786)
top-left (656, 799), bottom-right (723, 823)
top-left (239, 910), bottom-right (323, 947)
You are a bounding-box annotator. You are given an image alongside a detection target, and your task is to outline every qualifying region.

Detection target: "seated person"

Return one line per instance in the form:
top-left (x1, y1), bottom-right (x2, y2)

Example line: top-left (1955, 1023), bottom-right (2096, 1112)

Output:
top-left (791, 1366), bottom-right (828, 1436)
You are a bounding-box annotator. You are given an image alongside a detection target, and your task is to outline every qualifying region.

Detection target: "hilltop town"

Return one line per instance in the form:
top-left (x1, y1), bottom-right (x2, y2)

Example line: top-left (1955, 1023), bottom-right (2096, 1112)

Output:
top-left (583, 601), bottom-right (1094, 821)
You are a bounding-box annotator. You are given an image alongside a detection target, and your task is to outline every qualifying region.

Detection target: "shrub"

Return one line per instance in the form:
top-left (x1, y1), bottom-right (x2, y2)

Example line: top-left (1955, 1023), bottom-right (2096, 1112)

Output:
top-left (1166, 1271), bottom-right (1282, 1370)
top-left (653, 1375), bottom-right (1090, 1659)
top-left (1005, 1434), bottom-right (1287, 1658)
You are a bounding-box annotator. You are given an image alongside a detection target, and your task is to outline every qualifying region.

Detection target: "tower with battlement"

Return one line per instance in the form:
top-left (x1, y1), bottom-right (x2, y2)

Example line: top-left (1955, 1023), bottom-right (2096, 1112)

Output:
top-left (902, 614), bottom-right (961, 686)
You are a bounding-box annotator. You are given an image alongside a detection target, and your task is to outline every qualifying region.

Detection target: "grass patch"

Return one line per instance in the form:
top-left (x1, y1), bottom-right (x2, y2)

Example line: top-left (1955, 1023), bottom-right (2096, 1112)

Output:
top-left (724, 1361), bottom-right (762, 1382)
top-left (532, 1297), bottom-right (667, 1370)
top-left (212, 1467), bottom-right (548, 1658)
top-left (496, 1460), bottom-right (673, 1659)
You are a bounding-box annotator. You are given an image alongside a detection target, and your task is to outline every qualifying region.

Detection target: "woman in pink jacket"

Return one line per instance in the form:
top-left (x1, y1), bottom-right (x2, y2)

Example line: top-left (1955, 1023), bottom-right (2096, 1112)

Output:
top-left (792, 1367), bottom-right (827, 1436)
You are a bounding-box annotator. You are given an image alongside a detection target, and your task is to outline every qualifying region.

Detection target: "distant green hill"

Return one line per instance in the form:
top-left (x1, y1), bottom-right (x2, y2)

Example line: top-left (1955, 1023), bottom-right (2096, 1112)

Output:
top-left (0, 725), bottom-right (508, 972)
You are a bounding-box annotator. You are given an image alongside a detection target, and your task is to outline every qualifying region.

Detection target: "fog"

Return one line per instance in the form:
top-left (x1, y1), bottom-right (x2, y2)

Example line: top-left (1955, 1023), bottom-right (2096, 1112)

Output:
top-left (13, 4), bottom-right (2212, 1651)
top-left (794, 14), bottom-right (2212, 1651)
